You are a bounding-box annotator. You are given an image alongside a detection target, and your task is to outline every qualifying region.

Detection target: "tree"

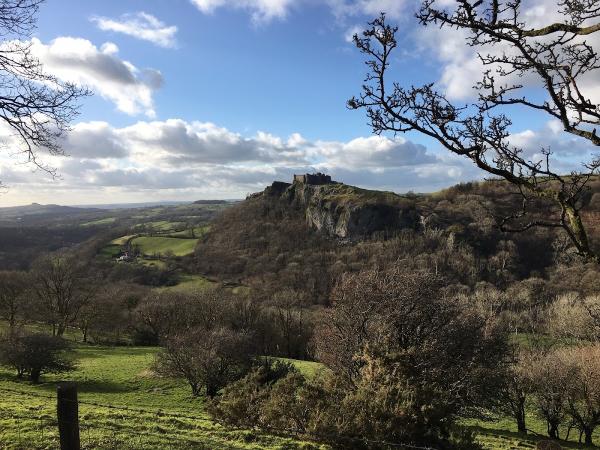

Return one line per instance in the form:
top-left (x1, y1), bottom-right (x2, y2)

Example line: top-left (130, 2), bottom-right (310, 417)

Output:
top-left (500, 351), bottom-right (536, 433)
top-left (0, 0), bottom-right (89, 185)
top-left (153, 327), bottom-right (253, 397)
top-left (0, 271), bottom-right (29, 331)
top-left (558, 345), bottom-right (600, 445)
top-left (270, 289), bottom-right (312, 359)
top-left (529, 351), bottom-right (571, 439)
top-left (0, 332), bottom-right (75, 383)
top-left (349, 6), bottom-right (600, 263)
top-left (315, 267), bottom-right (510, 446)
top-left (31, 253), bottom-right (95, 337)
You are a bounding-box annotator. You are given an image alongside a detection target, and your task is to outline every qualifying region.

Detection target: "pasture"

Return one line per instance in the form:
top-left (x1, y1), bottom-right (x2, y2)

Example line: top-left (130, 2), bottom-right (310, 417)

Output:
top-left (80, 218), bottom-right (116, 227)
top-left (0, 346), bottom-right (325, 450)
top-left (130, 236), bottom-right (198, 257)
top-left (0, 335), bottom-right (597, 449)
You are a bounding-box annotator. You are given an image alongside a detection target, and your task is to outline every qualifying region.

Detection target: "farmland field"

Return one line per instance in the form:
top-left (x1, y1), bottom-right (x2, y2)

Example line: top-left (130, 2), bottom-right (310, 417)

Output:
top-left (158, 274), bottom-right (216, 292)
top-left (81, 218), bottom-right (117, 227)
top-left (131, 236), bottom-right (198, 257)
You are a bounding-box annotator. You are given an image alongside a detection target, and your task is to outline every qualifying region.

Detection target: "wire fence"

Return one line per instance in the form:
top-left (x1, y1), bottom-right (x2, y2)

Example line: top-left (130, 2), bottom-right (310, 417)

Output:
top-left (0, 386), bottom-right (438, 450)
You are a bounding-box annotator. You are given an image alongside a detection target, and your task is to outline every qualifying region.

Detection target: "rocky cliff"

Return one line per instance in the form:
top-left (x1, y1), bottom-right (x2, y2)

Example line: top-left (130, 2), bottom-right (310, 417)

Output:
top-left (260, 178), bottom-right (419, 239)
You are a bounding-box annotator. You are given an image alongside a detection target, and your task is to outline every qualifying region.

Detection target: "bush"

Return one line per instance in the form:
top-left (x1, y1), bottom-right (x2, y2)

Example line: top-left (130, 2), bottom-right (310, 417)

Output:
top-left (210, 359), bottom-right (298, 427)
top-left (153, 326), bottom-right (254, 397)
top-left (0, 332), bottom-right (75, 383)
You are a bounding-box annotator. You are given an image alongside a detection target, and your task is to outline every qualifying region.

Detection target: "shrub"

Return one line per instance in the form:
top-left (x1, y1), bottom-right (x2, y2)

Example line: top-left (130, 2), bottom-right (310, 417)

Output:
top-left (0, 332), bottom-right (75, 383)
top-left (210, 358), bottom-right (297, 427)
top-left (153, 326), bottom-right (253, 397)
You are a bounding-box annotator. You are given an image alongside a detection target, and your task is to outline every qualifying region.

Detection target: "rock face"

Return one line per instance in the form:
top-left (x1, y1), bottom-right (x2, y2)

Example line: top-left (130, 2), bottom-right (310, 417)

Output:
top-left (262, 176), bottom-right (419, 239)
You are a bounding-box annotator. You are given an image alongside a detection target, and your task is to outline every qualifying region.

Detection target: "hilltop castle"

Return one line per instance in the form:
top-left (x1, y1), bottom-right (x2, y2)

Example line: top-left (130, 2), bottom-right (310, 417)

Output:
top-left (293, 173), bottom-right (332, 185)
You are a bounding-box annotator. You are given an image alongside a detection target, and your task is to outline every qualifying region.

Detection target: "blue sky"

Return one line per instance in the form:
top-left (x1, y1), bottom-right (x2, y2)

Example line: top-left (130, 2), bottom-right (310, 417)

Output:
top-left (0, 0), bottom-right (596, 206)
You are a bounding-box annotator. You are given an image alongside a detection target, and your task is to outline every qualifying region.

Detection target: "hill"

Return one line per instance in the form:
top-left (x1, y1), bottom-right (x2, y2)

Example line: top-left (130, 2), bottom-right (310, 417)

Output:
top-left (0, 203), bottom-right (101, 222)
top-left (193, 174), bottom-right (600, 303)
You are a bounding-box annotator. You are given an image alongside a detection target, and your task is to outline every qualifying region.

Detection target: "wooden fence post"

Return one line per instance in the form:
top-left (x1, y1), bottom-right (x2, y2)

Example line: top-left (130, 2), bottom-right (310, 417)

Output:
top-left (57, 382), bottom-right (80, 450)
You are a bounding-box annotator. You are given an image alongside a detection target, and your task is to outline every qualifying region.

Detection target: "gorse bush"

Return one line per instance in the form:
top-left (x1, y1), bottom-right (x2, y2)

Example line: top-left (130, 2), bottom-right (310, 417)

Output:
top-left (213, 267), bottom-right (508, 449)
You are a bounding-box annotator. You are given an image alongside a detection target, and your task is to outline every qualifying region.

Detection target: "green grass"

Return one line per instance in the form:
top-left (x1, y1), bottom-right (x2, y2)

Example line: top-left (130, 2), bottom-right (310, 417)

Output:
top-left (168, 226), bottom-right (209, 238)
top-left (0, 345), bottom-right (326, 449)
top-left (134, 221), bottom-right (185, 232)
top-left (159, 275), bottom-right (215, 293)
top-left (274, 358), bottom-right (327, 379)
top-left (98, 244), bottom-right (121, 259)
top-left (138, 259), bottom-right (168, 270)
top-left (131, 236), bottom-right (198, 257)
top-left (81, 217), bottom-right (116, 227)
top-left (3, 320), bottom-right (594, 449)
top-left (110, 235), bottom-right (136, 245)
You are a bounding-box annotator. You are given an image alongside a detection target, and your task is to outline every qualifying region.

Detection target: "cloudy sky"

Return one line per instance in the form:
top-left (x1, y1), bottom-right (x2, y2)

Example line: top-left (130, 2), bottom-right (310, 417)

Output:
top-left (0, 0), bottom-right (597, 206)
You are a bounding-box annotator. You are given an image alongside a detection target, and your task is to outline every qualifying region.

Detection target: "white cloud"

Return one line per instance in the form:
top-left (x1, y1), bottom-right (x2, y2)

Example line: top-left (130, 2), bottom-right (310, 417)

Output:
top-left (0, 118), bottom-right (471, 203)
top-left (416, 0), bottom-right (600, 102)
top-left (91, 12), bottom-right (178, 48)
top-left (190, 0), bottom-right (295, 23)
top-left (30, 37), bottom-right (162, 117)
top-left (344, 24), bottom-right (364, 43)
top-left (328, 0), bottom-right (408, 20)
top-left (190, 0), bottom-right (408, 24)
top-left (509, 121), bottom-right (598, 161)
top-left (4, 115), bottom-right (592, 205)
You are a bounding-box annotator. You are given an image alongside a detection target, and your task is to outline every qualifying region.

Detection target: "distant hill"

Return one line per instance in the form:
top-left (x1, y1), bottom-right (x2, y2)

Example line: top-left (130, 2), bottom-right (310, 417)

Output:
top-left (0, 203), bottom-right (101, 219)
top-left (193, 200), bottom-right (231, 205)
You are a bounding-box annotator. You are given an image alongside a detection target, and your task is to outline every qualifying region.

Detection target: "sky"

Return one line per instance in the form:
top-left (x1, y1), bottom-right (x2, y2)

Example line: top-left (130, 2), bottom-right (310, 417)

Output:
top-left (0, 0), bottom-right (597, 206)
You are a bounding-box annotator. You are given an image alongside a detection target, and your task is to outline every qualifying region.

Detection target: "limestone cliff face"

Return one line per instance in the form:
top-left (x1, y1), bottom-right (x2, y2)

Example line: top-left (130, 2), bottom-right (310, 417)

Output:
top-left (263, 180), bottom-right (419, 239)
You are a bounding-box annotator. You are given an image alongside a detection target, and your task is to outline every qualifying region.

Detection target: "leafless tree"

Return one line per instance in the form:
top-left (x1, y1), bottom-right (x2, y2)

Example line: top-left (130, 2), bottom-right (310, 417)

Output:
top-left (0, 0), bottom-right (89, 184)
top-left (0, 270), bottom-right (29, 330)
top-left (153, 326), bottom-right (253, 397)
top-left (558, 344), bottom-right (600, 445)
top-left (31, 253), bottom-right (95, 337)
top-left (349, 3), bottom-right (600, 263)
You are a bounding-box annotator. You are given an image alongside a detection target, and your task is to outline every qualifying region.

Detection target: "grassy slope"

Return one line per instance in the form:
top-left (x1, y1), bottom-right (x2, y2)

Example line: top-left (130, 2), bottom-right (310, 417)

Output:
top-left (80, 217), bottom-right (116, 227)
top-left (0, 329), bottom-right (597, 449)
top-left (158, 274), bottom-right (215, 293)
top-left (0, 346), bottom-right (325, 450)
top-left (131, 236), bottom-right (198, 257)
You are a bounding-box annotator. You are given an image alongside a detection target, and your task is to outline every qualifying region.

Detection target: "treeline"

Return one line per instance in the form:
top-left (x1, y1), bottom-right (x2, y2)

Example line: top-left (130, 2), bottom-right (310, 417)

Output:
top-left (0, 226), bottom-right (99, 270)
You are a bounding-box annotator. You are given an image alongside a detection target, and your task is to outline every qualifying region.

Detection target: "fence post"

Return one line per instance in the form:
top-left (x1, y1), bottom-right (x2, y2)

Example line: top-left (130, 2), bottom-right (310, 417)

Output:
top-left (57, 382), bottom-right (80, 450)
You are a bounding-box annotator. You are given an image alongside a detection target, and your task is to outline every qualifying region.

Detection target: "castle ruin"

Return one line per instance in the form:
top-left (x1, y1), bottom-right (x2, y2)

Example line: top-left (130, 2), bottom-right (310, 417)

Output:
top-left (293, 173), bottom-right (332, 185)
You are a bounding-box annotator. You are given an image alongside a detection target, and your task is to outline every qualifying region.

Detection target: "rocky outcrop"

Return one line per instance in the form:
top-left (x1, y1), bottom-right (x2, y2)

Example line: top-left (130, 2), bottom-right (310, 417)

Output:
top-left (261, 178), bottom-right (419, 239)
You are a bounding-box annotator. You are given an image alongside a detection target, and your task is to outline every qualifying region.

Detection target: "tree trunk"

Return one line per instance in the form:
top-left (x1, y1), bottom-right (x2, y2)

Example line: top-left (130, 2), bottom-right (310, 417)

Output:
top-left (190, 382), bottom-right (200, 397)
top-left (516, 411), bottom-right (526, 433)
top-left (206, 382), bottom-right (219, 398)
top-left (56, 323), bottom-right (66, 337)
top-left (584, 427), bottom-right (594, 446)
top-left (547, 420), bottom-right (560, 439)
top-left (30, 368), bottom-right (41, 383)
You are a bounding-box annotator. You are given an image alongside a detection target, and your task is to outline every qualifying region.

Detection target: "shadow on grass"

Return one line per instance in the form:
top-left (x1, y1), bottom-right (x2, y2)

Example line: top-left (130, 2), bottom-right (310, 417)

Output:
top-left (0, 372), bottom-right (136, 395)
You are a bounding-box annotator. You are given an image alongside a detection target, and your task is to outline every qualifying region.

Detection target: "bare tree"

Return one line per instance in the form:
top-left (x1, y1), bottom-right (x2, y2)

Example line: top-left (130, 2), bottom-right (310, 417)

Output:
top-left (349, 4), bottom-right (600, 263)
top-left (0, 0), bottom-right (89, 184)
top-left (529, 351), bottom-right (571, 439)
top-left (558, 344), bottom-right (600, 445)
top-left (31, 253), bottom-right (95, 337)
top-left (0, 270), bottom-right (29, 330)
top-left (153, 326), bottom-right (253, 397)
top-left (500, 350), bottom-right (537, 433)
